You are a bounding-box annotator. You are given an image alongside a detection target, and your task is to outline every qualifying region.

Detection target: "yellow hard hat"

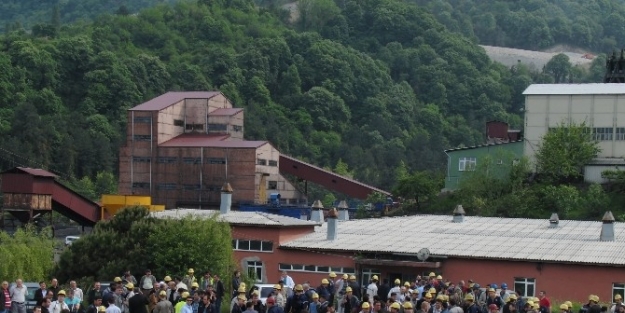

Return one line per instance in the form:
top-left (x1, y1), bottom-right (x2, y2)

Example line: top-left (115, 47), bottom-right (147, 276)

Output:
top-left (164, 276), bottom-right (172, 282)
top-left (273, 284), bottom-right (282, 290)
top-left (593, 295), bottom-right (600, 302)
top-left (428, 288), bottom-right (436, 294)
top-left (436, 295), bottom-right (445, 302)
top-left (469, 283), bottom-right (475, 288)
top-left (159, 291), bottom-right (167, 297)
top-left (126, 283), bottom-right (134, 289)
top-left (560, 304), bottom-right (569, 310)
top-left (329, 272), bottom-right (337, 278)
top-left (312, 293), bottom-right (319, 299)
top-left (238, 295), bottom-right (247, 301)
top-left (349, 275), bottom-right (356, 280)
top-left (114, 277), bottom-right (122, 282)
top-left (237, 286), bottom-right (246, 293)
top-left (362, 302), bottom-right (370, 309)
top-left (488, 288), bottom-right (495, 292)
top-left (372, 275), bottom-right (379, 280)
top-left (295, 284), bottom-right (304, 291)
top-left (411, 289), bottom-right (419, 294)
top-left (589, 295), bottom-right (595, 301)
top-left (394, 279), bottom-right (401, 285)
top-left (425, 293), bottom-right (432, 299)
top-left (192, 282), bottom-right (199, 288)
top-left (188, 268), bottom-right (194, 274)
top-left (532, 297), bottom-right (539, 303)
top-left (181, 292), bottom-right (190, 299)
top-left (240, 283), bottom-right (247, 288)
top-left (429, 272), bottom-right (436, 277)
top-left (58, 290), bottom-right (66, 296)
top-left (508, 294), bottom-right (517, 302)
top-left (533, 303), bottom-right (540, 310)
top-left (346, 287), bottom-right (353, 293)
top-left (436, 275), bottom-right (442, 280)
top-left (403, 302), bottom-right (413, 309)
top-left (98, 306), bottom-right (106, 313)
top-left (464, 294), bottom-right (474, 301)
top-left (343, 274), bottom-right (348, 279)
top-left (252, 290), bottom-right (259, 296)
top-left (404, 282), bottom-right (410, 287)
top-left (390, 303), bottom-right (401, 310)
top-left (527, 301), bottom-right (534, 307)
top-left (322, 279), bottom-right (329, 285)
top-left (444, 295), bottom-right (449, 301)
top-left (564, 301), bottom-right (572, 309)
top-left (616, 294), bottom-right (623, 300)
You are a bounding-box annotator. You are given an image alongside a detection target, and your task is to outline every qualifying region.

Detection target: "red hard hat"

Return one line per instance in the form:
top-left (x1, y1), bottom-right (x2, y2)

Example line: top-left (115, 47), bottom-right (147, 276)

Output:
top-left (489, 305), bottom-right (498, 310)
top-left (267, 297), bottom-right (276, 304)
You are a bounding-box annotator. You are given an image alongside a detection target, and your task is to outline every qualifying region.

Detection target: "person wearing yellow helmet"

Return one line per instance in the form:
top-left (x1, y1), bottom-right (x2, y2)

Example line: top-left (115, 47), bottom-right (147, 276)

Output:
top-left (360, 302), bottom-right (371, 313)
top-left (366, 276), bottom-right (379, 306)
top-left (612, 295), bottom-right (624, 313)
top-left (285, 284), bottom-right (307, 313)
top-left (340, 287), bottom-right (359, 313)
top-left (388, 280), bottom-right (401, 301)
top-left (316, 280), bottom-right (332, 306)
top-left (389, 302), bottom-right (401, 313)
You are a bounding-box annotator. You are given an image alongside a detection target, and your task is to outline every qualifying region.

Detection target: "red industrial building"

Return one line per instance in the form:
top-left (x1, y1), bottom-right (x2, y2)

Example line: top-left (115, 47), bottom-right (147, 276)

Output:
top-left (119, 91), bottom-right (390, 209)
top-left (154, 198), bottom-right (625, 304)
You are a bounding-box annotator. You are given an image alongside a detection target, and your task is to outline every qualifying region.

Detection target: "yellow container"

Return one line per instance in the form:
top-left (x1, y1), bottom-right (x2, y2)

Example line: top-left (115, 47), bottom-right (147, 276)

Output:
top-left (101, 195), bottom-right (159, 216)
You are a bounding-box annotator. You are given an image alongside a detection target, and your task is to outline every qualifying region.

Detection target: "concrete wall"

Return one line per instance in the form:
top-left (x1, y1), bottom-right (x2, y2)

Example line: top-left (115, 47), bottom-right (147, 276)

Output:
top-left (157, 100), bottom-right (185, 144)
top-left (255, 144), bottom-right (302, 204)
top-left (524, 94), bottom-right (625, 163)
top-left (208, 110), bottom-right (244, 140)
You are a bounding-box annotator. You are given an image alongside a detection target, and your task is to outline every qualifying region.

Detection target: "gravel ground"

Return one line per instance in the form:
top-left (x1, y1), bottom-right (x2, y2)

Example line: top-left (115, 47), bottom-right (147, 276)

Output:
top-left (480, 45), bottom-right (594, 69)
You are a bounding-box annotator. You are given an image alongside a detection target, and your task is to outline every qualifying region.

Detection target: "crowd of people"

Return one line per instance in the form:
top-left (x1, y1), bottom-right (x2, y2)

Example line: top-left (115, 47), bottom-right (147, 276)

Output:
top-left (1, 271), bottom-right (623, 313)
top-left (249, 272), bottom-right (624, 313)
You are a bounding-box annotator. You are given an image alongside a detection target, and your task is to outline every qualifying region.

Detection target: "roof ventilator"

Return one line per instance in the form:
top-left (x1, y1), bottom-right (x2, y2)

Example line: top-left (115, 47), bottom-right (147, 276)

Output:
top-left (600, 211), bottom-right (615, 241)
top-left (311, 200), bottom-right (324, 223)
top-left (338, 200), bottom-right (349, 221)
top-left (220, 183), bottom-right (233, 214)
top-left (452, 205), bottom-right (465, 223)
top-left (327, 208), bottom-right (338, 241)
top-left (549, 213), bottom-right (559, 227)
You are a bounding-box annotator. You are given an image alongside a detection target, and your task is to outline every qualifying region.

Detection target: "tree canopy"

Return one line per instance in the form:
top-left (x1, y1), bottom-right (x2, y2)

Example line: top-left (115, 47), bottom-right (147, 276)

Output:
top-left (0, 226), bottom-right (55, 281)
top-left (55, 207), bottom-right (234, 282)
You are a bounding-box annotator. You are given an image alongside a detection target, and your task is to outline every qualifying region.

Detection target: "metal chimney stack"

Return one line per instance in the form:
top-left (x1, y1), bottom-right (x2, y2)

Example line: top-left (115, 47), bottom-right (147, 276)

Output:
top-left (549, 213), bottom-right (559, 227)
top-left (311, 200), bottom-right (324, 223)
top-left (220, 183), bottom-right (233, 214)
top-left (327, 208), bottom-right (338, 241)
top-left (600, 211), bottom-right (615, 241)
top-left (337, 200), bottom-right (349, 221)
top-left (452, 205), bottom-right (465, 223)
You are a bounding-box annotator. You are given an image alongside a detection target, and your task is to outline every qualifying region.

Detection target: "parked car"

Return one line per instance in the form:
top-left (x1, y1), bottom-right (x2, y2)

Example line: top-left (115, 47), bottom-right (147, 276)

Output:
top-left (9, 282), bottom-right (39, 313)
top-left (65, 236), bottom-right (80, 246)
top-left (252, 284), bottom-right (276, 305)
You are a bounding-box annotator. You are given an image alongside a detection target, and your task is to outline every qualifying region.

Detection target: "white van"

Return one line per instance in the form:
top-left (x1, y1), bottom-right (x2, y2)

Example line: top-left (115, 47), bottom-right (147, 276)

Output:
top-left (65, 236), bottom-right (80, 246)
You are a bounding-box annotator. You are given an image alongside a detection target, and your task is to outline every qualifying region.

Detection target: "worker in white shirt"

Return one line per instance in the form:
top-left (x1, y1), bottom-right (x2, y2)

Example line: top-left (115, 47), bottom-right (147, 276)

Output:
top-left (49, 291), bottom-right (69, 313)
top-left (10, 279), bottom-right (28, 313)
top-left (280, 272), bottom-right (295, 290)
top-left (366, 276), bottom-right (379, 305)
top-left (387, 280), bottom-right (401, 300)
top-left (70, 281), bottom-right (84, 302)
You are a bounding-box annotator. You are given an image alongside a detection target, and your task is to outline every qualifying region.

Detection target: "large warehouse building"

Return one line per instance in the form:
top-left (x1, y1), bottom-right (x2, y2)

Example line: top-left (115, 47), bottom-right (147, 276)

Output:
top-left (153, 191), bottom-right (625, 303)
top-left (523, 84), bottom-right (625, 182)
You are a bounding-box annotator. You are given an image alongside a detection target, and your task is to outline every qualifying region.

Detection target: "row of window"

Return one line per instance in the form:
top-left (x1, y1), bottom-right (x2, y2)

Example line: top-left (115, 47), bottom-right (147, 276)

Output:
top-left (548, 127), bottom-right (625, 141)
top-left (257, 159), bottom-right (278, 166)
top-left (232, 239), bottom-right (273, 252)
top-left (132, 157), bottom-right (227, 164)
top-left (458, 157), bottom-right (519, 172)
top-left (132, 182), bottom-right (224, 191)
top-left (278, 263), bottom-right (355, 275)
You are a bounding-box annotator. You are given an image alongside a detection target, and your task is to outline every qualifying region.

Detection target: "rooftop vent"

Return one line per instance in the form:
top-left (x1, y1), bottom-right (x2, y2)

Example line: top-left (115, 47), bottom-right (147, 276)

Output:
top-left (600, 211), bottom-right (615, 241)
top-left (311, 200), bottom-right (324, 223)
top-left (452, 205), bottom-right (465, 223)
top-left (220, 183), bottom-right (233, 214)
top-left (327, 208), bottom-right (338, 241)
top-left (337, 200), bottom-right (349, 221)
top-left (549, 213), bottom-right (559, 227)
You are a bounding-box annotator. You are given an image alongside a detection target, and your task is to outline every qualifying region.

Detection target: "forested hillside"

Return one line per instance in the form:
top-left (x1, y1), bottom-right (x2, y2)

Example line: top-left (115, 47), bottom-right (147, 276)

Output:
top-left (416, 0), bottom-right (625, 51)
top-left (1, 0), bottom-right (178, 32)
top-left (0, 0), bottom-right (610, 200)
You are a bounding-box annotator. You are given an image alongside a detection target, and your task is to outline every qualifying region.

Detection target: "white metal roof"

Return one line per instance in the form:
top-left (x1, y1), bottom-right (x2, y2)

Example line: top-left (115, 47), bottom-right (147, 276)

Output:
top-left (151, 209), bottom-right (320, 227)
top-left (523, 84), bottom-right (625, 95)
top-left (280, 214), bottom-right (625, 265)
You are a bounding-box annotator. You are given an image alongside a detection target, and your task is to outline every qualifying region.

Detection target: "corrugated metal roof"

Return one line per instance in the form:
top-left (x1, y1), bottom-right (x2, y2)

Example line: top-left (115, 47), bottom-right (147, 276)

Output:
top-left (129, 91), bottom-right (221, 111)
top-left (151, 209), bottom-right (321, 227)
top-left (13, 167), bottom-right (57, 177)
top-left (444, 140), bottom-right (523, 153)
top-left (523, 84), bottom-right (625, 95)
top-left (210, 108), bottom-right (243, 116)
top-left (280, 214), bottom-right (625, 265)
top-left (159, 134), bottom-right (267, 148)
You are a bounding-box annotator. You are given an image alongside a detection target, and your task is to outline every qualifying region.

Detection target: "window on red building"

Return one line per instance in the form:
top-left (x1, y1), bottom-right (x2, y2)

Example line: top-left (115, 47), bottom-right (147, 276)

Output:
top-left (247, 261), bottom-right (263, 282)
top-left (514, 277), bottom-right (535, 297)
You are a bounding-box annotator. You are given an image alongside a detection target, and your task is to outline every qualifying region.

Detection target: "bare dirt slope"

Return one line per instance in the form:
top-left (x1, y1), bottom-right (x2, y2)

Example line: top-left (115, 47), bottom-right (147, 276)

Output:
top-left (480, 45), bottom-right (594, 69)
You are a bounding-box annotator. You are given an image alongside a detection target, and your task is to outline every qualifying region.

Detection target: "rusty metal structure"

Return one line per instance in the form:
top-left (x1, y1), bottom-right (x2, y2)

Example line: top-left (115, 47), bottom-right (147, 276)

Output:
top-left (604, 49), bottom-right (625, 83)
top-left (0, 167), bottom-right (101, 228)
